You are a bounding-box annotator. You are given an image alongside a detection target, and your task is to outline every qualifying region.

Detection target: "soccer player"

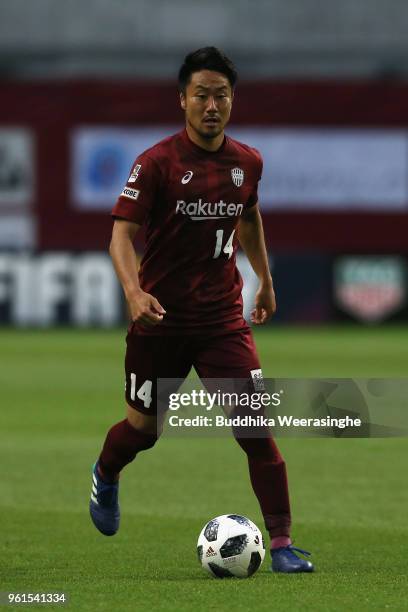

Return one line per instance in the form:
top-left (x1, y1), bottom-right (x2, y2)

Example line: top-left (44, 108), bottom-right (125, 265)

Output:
top-left (90, 47), bottom-right (314, 573)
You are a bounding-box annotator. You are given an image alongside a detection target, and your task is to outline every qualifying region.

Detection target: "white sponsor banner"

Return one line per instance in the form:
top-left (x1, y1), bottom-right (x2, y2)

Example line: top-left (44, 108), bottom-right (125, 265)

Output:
top-left (0, 128), bottom-right (34, 207)
top-left (0, 214), bottom-right (36, 249)
top-left (236, 251), bottom-right (261, 324)
top-left (229, 128), bottom-right (408, 210)
top-left (0, 253), bottom-right (120, 326)
top-left (71, 127), bottom-right (408, 211)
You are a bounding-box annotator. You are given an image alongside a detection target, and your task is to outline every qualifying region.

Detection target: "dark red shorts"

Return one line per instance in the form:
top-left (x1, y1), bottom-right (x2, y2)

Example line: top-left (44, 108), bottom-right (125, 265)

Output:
top-left (124, 325), bottom-right (262, 415)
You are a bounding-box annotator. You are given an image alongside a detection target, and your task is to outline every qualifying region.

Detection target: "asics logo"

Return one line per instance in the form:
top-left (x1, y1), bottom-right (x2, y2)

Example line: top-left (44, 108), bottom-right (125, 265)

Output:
top-left (181, 170), bottom-right (193, 184)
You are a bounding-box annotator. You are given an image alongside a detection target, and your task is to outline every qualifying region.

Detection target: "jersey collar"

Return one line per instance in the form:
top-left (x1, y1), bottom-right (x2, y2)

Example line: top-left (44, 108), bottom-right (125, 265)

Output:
top-left (180, 128), bottom-right (228, 157)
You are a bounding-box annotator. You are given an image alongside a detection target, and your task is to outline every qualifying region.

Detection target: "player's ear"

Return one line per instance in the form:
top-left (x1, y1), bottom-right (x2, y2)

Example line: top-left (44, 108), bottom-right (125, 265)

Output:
top-left (180, 91), bottom-right (186, 111)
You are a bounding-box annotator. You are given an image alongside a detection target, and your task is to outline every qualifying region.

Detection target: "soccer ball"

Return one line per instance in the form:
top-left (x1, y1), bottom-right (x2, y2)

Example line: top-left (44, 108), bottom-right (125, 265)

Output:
top-left (197, 514), bottom-right (265, 578)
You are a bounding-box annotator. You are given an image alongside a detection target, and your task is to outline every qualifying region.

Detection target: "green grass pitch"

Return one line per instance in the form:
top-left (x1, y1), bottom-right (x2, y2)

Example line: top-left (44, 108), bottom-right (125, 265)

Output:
top-left (0, 326), bottom-right (407, 611)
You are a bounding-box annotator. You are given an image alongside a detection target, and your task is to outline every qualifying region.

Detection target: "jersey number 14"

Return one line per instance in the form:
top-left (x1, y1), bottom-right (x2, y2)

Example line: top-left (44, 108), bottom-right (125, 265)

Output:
top-left (213, 229), bottom-right (235, 260)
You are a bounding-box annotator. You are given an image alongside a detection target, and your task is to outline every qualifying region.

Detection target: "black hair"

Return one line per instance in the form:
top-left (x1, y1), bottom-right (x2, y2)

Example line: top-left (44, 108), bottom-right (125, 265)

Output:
top-left (178, 47), bottom-right (238, 93)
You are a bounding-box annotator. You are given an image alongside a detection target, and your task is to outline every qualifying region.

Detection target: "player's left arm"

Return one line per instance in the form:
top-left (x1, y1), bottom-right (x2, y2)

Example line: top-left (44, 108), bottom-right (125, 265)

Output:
top-left (237, 202), bottom-right (276, 324)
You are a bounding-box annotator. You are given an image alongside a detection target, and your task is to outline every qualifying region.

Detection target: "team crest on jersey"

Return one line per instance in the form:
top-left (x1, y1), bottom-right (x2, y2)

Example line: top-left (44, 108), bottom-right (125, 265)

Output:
top-left (231, 167), bottom-right (244, 187)
top-left (128, 164), bottom-right (142, 183)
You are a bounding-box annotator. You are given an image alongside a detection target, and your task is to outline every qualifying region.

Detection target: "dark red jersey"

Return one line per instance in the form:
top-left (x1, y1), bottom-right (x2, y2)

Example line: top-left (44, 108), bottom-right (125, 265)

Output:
top-left (112, 128), bottom-right (262, 333)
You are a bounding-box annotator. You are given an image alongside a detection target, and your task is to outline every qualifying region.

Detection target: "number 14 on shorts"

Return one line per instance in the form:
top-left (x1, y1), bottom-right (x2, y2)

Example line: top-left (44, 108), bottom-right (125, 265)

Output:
top-left (129, 374), bottom-right (153, 408)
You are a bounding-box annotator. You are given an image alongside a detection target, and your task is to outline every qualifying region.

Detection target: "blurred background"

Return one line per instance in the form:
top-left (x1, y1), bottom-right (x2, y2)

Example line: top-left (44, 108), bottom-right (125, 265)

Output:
top-left (1, 0), bottom-right (408, 328)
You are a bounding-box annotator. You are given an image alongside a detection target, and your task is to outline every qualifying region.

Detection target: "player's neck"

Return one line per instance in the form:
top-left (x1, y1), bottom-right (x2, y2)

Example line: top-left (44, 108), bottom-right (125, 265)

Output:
top-left (185, 124), bottom-right (225, 152)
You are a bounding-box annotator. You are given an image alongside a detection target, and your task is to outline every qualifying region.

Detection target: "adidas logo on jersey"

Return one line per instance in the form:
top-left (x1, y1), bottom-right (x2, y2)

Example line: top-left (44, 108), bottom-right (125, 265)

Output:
top-left (176, 199), bottom-right (243, 220)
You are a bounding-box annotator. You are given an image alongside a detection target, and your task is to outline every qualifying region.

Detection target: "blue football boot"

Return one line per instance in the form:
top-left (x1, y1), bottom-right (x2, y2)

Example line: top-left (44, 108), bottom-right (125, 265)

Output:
top-left (271, 545), bottom-right (314, 573)
top-left (89, 462), bottom-right (120, 536)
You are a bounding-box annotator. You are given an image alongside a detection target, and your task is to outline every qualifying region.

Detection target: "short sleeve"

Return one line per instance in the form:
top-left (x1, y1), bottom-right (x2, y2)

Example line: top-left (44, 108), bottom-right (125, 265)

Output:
top-left (111, 153), bottom-right (161, 224)
top-left (246, 149), bottom-right (263, 208)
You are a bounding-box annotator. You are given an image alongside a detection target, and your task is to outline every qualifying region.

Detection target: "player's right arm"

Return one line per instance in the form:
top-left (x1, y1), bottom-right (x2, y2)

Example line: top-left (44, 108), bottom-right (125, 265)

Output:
top-left (109, 219), bottom-right (166, 327)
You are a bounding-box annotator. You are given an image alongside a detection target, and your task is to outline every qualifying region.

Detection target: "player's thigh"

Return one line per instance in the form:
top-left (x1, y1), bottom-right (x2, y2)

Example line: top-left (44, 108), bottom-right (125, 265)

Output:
top-left (125, 328), bottom-right (192, 419)
top-left (193, 328), bottom-right (262, 381)
top-left (194, 329), bottom-right (271, 440)
top-left (193, 328), bottom-right (264, 419)
top-left (126, 404), bottom-right (164, 435)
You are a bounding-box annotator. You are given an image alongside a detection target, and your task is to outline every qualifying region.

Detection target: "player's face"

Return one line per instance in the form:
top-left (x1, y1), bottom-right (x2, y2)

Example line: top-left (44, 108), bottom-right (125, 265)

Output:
top-left (180, 70), bottom-right (233, 144)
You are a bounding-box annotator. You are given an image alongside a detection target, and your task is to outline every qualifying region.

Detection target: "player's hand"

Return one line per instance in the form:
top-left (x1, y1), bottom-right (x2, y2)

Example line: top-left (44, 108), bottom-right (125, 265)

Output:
top-left (250, 283), bottom-right (276, 325)
top-left (128, 290), bottom-right (166, 327)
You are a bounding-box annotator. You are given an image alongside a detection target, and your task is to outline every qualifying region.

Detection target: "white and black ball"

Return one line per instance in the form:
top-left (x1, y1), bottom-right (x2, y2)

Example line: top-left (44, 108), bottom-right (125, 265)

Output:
top-left (197, 514), bottom-right (265, 578)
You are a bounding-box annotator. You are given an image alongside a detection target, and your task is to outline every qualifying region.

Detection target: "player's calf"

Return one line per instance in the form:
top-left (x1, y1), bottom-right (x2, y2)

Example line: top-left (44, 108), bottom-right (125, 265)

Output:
top-left (99, 416), bottom-right (159, 478)
top-left (90, 415), bottom-right (159, 536)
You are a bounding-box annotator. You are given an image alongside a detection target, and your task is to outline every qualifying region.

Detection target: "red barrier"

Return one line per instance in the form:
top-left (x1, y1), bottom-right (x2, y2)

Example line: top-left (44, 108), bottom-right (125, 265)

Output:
top-left (1, 79), bottom-right (408, 252)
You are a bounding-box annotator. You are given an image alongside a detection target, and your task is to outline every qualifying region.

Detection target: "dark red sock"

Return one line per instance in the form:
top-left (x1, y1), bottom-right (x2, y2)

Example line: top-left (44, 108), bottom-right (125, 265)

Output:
top-left (234, 433), bottom-right (291, 540)
top-left (98, 418), bottom-right (158, 480)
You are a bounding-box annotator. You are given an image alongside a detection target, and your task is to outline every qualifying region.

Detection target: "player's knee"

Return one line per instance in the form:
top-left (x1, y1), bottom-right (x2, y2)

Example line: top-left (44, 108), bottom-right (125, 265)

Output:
top-left (126, 403), bottom-right (163, 441)
top-left (131, 427), bottom-right (159, 451)
top-left (124, 417), bottom-right (159, 453)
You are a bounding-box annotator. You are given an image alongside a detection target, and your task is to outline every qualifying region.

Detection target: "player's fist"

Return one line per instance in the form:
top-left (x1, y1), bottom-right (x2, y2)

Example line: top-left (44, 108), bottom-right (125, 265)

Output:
top-left (250, 284), bottom-right (276, 325)
top-left (128, 290), bottom-right (166, 327)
